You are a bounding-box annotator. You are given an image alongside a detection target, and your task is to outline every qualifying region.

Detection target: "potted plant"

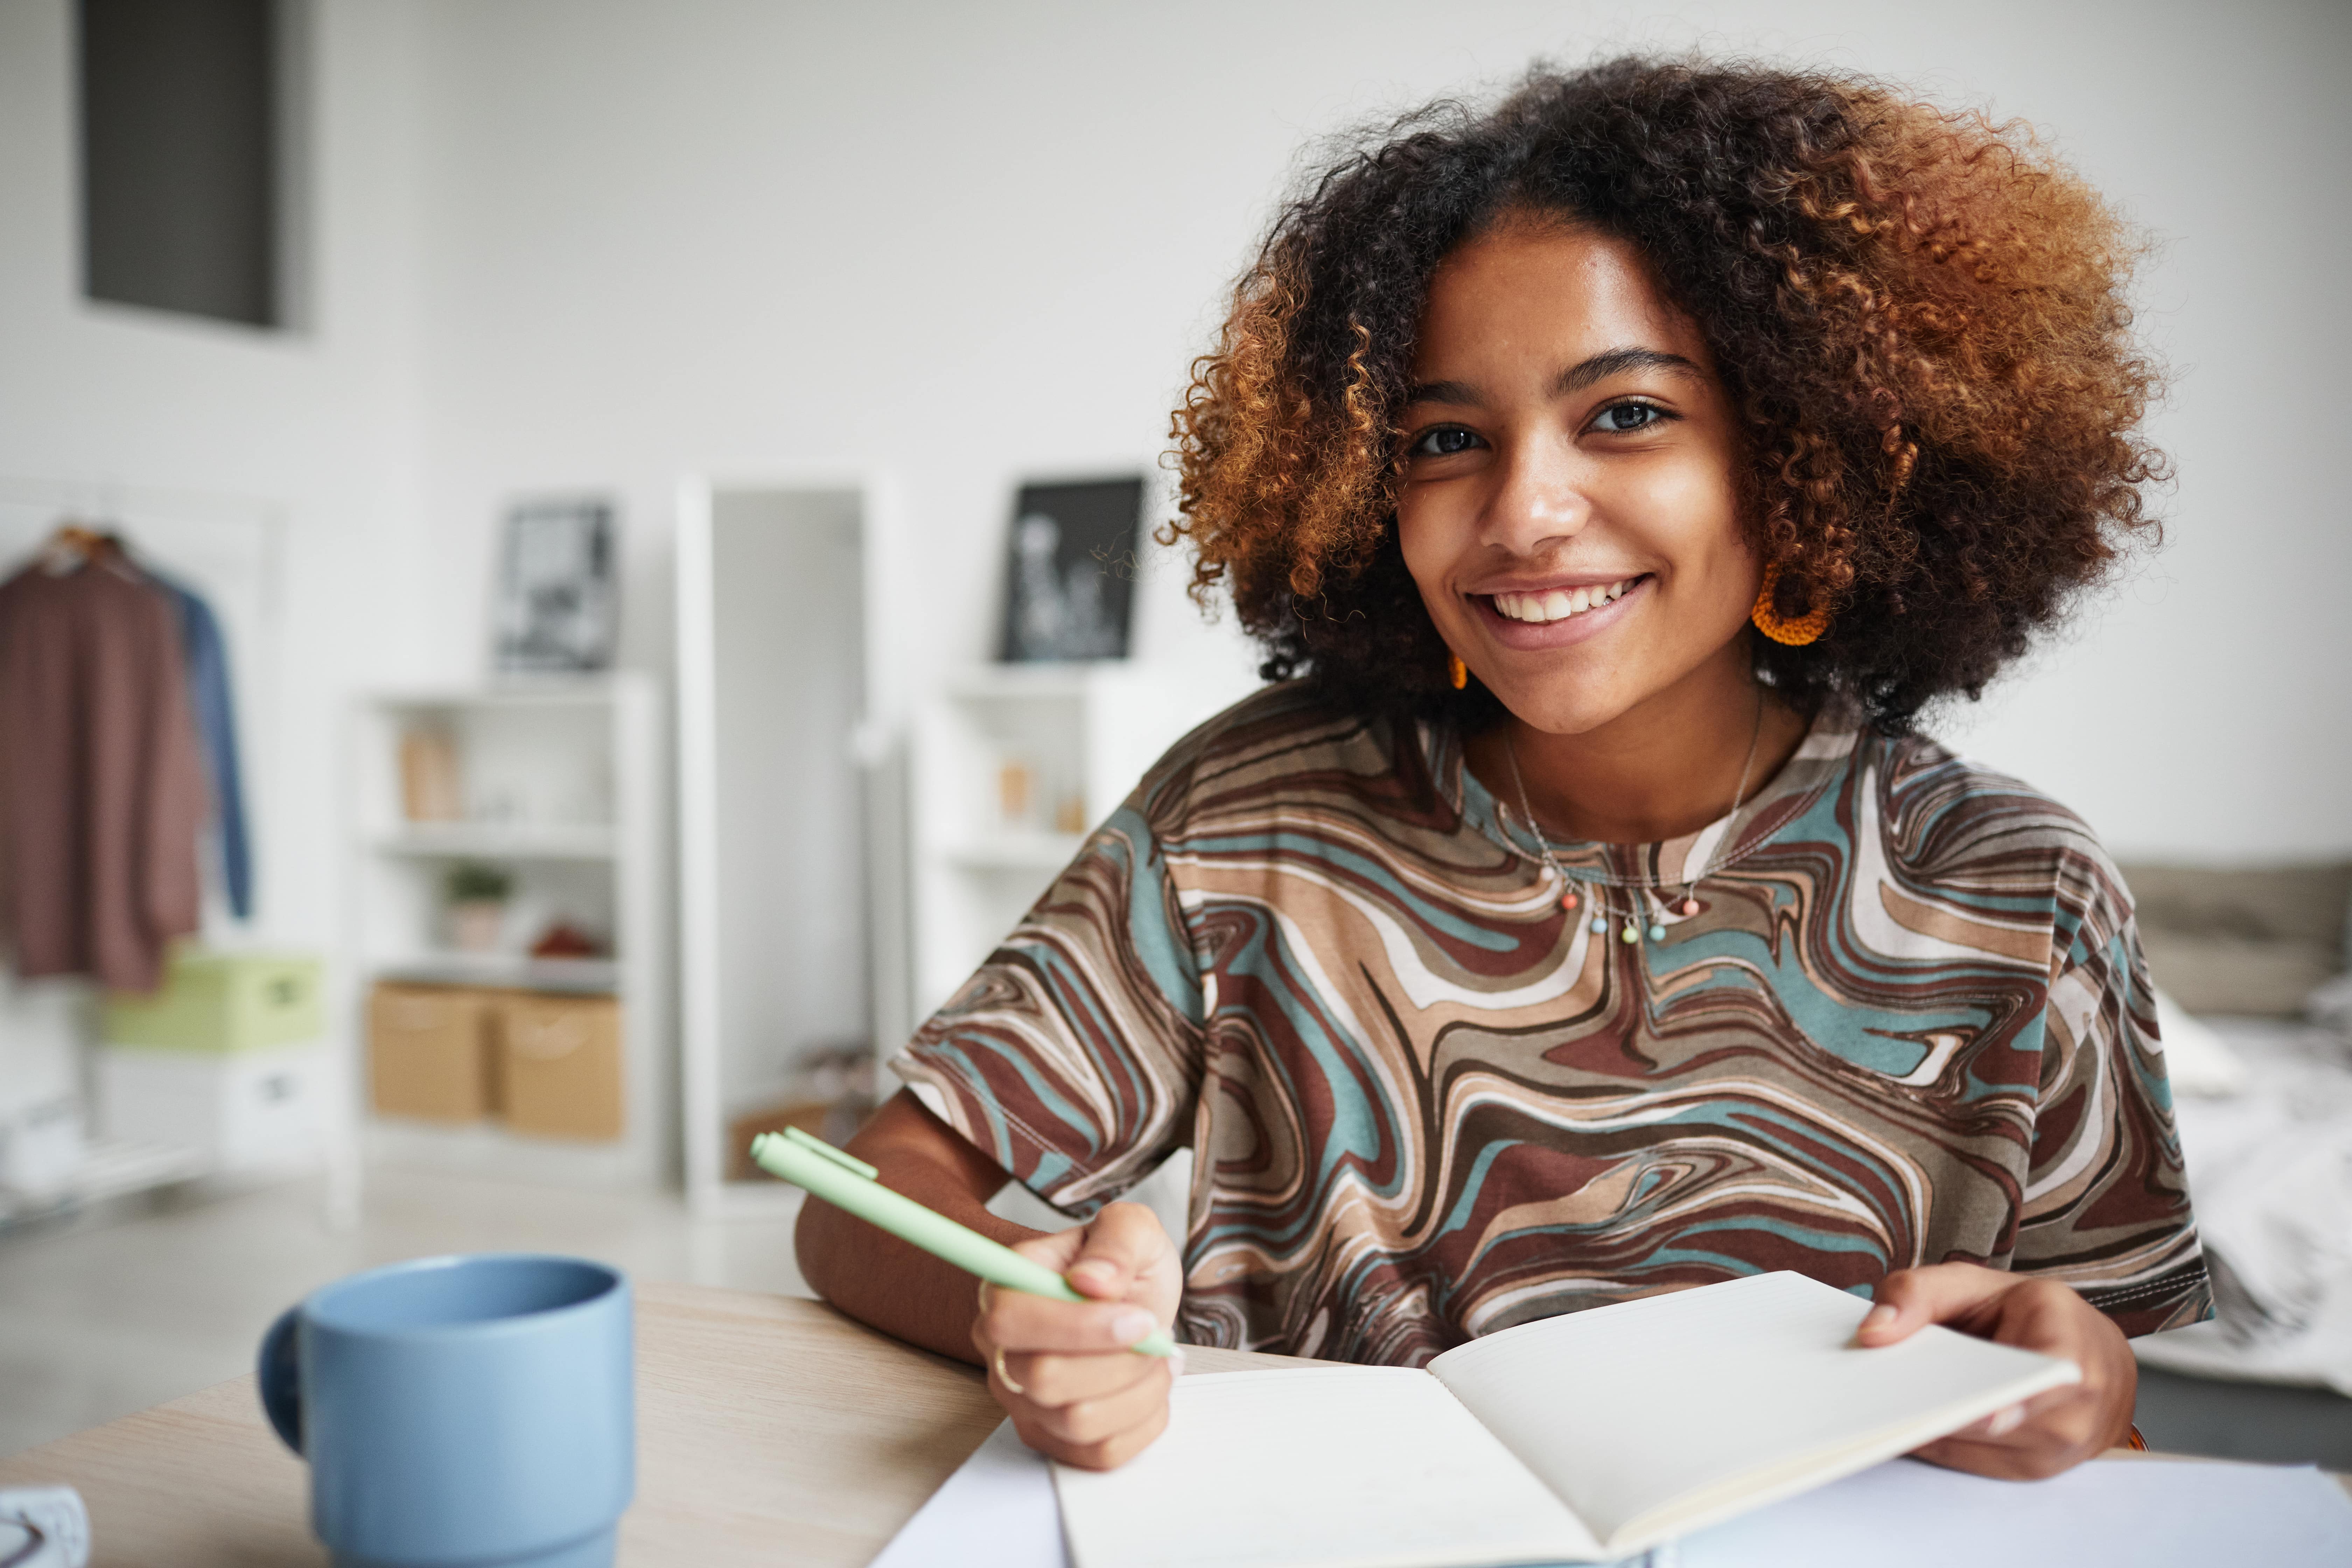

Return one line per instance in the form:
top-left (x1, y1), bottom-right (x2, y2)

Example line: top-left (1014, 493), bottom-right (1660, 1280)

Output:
top-left (444, 862), bottom-right (513, 953)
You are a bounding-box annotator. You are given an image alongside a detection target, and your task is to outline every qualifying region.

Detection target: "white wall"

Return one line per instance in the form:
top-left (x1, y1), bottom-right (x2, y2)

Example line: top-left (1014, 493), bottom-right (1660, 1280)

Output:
top-left (404, 0), bottom-right (2351, 865)
top-left (404, 0), bottom-right (2352, 865)
top-left (0, 0), bottom-right (432, 1114)
top-left (3, 0), bottom-right (2343, 1127)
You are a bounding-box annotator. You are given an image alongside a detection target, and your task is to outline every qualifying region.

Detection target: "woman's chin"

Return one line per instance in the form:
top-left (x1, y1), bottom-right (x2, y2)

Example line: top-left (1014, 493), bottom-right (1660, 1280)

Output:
top-left (1479, 676), bottom-right (1644, 739)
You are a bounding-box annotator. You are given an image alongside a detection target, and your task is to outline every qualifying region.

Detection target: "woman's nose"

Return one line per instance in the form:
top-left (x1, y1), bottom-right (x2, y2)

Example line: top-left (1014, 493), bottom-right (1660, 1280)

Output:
top-left (1481, 439), bottom-right (1592, 552)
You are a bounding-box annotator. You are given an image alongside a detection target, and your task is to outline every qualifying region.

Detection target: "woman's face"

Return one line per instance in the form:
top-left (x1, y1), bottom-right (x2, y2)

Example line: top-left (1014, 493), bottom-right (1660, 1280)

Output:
top-left (1396, 219), bottom-right (1760, 736)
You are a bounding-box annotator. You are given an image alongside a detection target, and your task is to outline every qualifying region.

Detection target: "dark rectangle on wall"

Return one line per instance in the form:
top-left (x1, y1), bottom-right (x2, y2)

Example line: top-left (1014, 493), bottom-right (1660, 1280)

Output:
top-left (998, 477), bottom-right (1147, 663)
top-left (78, 0), bottom-right (280, 327)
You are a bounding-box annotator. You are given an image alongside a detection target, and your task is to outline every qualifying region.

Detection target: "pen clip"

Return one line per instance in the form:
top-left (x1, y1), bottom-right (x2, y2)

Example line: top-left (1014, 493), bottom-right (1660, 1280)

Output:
top-left (779, 1125), bottom-right (881, 1181)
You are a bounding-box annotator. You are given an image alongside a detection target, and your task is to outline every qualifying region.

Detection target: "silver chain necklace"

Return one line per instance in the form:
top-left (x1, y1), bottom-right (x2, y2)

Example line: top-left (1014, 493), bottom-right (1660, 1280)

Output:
top-left (1502, 686), bottom-right (1764, 947)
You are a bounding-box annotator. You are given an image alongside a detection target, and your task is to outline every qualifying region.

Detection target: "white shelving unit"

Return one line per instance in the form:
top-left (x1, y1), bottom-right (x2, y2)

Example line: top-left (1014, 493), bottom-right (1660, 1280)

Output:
top-left (909, 662), bottom-right (1229, 1020)
top-left (906, 660), bottom-right (1256, 1245)
top-left (348, 676), bottom-right (670, 1188)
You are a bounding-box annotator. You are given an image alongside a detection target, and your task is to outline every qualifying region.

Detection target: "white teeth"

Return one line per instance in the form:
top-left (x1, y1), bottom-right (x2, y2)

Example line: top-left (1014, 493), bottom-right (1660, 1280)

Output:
top-left (1491, 578), bottom-right (1640, 624)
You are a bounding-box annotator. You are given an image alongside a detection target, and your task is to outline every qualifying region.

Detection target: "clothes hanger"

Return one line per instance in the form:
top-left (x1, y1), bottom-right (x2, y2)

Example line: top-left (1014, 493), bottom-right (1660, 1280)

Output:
top-left (39, 518), bottom-right (130, 576)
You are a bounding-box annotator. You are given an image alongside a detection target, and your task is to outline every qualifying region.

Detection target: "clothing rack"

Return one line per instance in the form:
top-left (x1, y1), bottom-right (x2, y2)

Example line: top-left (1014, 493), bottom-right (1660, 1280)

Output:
top-left (0, 477), bottom-right (335, 1229)
top-left (0, 476), bottom-right (287, 931)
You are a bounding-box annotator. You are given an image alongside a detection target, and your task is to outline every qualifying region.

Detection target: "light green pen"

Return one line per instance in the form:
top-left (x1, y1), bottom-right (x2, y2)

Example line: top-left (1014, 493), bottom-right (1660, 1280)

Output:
top-left (749, 1126), bottom-right (1177, 1359)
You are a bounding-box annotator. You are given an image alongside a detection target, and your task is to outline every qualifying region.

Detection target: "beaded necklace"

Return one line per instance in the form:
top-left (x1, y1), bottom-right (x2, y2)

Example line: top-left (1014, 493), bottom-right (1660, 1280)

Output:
top-left (1502, 687), bottom-right (1763, 946)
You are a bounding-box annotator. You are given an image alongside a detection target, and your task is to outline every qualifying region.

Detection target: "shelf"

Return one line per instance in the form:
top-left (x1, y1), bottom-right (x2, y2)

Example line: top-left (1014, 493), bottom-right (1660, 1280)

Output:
top-left (352, 673), bottom-right (667, 1191)
top-left (944, 832), bottom-right (1087, 871)
top-left (75, 1137), bottom-right (211, 1195)
top-left (365, 1118), bottom-right (648, 1191)
top-left (0, 1139), bottom-right (209, 1226)
top-left (368, 822), bottom-right (618, 860)
top-left (365, 681), bottom-right (628, 712)
top-left (369, 954), bottom-right (621, 994)
top-left (943, 663), bottom-right (1125, 701)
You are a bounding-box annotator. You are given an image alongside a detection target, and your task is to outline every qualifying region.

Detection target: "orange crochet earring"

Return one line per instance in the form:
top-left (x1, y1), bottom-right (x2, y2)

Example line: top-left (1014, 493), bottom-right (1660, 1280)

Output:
top-left (1447, 652), bottom-right (1469, 689)
top-left (1750, 562), bottom-right (1831, 646)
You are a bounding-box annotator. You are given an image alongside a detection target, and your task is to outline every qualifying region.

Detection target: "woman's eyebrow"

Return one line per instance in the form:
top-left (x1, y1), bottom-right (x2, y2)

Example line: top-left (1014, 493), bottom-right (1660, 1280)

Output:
top-left (1403, 348), bottom-right (1702, 410)
top-left (1403, 378), bottom-right (1482, 407)
top-left (1554, 346), bottom-right (1702, 395)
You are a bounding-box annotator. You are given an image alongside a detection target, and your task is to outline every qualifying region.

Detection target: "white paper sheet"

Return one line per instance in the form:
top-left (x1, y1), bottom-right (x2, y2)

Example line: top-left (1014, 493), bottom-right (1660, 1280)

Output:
top-left (1427, 1270), bottom-right (2076, 1546)
top-left (1679, 1454), bottom-right (2352, 1567)
top-left (867, 1420), bottom-right (1068, 1568)
top-left (867, 1417), bottom-right (2352, 1568)
top-left (1053, 1368), bottom-right (1602, 1568)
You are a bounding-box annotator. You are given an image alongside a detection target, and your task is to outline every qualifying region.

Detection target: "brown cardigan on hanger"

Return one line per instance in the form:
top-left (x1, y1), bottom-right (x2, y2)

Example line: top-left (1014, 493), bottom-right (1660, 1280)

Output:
top-left (0, 552), bottom-right (206, 992)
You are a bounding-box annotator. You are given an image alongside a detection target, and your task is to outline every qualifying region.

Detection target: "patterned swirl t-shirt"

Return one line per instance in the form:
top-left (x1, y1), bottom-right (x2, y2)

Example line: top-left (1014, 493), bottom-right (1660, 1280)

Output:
top-left (897, 685), bottom-right (2210, 1362)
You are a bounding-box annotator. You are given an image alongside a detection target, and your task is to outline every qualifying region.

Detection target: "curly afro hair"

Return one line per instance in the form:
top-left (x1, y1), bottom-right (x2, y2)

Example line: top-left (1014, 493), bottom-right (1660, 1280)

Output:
top-left (1165, 55), bottom-right (2166, 733)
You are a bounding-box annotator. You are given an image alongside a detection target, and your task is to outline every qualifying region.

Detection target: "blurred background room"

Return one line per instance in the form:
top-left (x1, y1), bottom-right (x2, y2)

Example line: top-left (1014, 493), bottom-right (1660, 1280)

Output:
top-left (1, 0), bottom-right (2347, 1471)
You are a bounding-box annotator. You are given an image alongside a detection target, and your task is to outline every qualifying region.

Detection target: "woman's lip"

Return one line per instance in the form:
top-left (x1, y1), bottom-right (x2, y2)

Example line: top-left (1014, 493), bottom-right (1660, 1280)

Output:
top-left (1469, 572), bottom-right (1649, 596)
top-left (1470, 575), bottom-right (1650, 650)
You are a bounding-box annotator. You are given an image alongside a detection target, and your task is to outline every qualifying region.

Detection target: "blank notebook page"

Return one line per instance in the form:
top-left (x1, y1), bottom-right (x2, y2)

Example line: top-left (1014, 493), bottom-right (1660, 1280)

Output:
top-left (1051, 1367), bottom-right (1603, 1568)
top-left (1428, 1271), bottom-right (2076, 1546)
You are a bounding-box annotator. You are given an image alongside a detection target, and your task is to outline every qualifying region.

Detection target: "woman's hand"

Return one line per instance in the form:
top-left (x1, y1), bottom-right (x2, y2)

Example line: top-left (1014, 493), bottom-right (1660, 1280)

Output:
top-left (971, 1201), bottom-right (1185, 1471)
top-left (1860, 1262), bottom-right (2136, 1478)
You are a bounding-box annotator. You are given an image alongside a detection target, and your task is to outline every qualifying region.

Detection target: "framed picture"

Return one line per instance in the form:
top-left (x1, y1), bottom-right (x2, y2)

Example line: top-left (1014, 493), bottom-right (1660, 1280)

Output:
top-left (996, 476), bottom-right (1145, 663)
top-left (493, 497), bottom-right (617, 673)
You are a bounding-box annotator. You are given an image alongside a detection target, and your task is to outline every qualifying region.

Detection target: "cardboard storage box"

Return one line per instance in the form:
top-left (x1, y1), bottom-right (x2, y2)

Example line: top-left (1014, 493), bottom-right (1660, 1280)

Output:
top-left (97, 1041), bottom-right (326, 1171)
top-left (103, 948), bottom-right (324, 1052)
top-left (369, 983), bottom-right (496, 1123)
top-left (495, 992), bottom-right (623, 1141)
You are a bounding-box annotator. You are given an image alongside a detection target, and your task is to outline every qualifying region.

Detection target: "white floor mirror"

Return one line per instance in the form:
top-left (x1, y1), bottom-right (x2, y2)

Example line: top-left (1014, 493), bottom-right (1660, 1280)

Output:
top-left (674, 472), bottom-right (908, 1216)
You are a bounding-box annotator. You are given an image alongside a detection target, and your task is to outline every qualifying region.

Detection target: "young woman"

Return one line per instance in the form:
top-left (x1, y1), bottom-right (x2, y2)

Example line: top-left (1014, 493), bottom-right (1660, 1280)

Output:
top-left (797, 56), bottom-right (2206, 1482)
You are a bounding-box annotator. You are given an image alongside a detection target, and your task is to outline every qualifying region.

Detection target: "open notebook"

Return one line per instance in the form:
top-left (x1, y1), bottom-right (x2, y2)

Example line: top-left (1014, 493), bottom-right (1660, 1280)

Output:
top-left (1052, 1272), bottom-right (2080, 1568)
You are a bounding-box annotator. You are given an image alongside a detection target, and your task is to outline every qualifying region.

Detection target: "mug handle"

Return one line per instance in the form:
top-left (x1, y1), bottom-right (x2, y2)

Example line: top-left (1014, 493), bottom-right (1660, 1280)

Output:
top-left (257, 1306), bottom-right (303, 1454)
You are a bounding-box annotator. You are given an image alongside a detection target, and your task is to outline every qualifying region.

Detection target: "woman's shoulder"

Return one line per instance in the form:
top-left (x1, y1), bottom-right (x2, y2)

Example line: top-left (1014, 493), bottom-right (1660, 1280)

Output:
top-left (1132, 682), bottom-right (1429, 829)
top-left (1863, 726), bottom-right (2134, 935)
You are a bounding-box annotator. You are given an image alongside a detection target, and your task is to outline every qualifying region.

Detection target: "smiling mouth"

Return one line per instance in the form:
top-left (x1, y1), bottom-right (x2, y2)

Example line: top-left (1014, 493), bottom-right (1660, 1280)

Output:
top-left (1483, 575), bottom-right (1648, 624)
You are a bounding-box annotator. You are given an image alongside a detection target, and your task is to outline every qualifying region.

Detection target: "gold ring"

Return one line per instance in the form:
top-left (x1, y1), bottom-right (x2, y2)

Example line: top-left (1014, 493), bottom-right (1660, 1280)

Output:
top-left (991, 1343), bottom-right (1026, 1396)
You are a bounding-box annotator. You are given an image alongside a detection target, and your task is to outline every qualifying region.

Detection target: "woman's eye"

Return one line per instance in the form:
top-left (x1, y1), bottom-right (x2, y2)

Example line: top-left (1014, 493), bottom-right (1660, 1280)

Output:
top-left (1409, 426), bottom-right (1482, 457)
top-left (1591, 401), bottom-right (1668, 434)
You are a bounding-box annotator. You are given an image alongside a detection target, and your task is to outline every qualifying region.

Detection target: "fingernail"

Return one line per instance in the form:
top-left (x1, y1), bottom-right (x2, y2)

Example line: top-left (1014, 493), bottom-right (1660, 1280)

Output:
top-left (1111, 1308), bottom-right (1155, 1345)
top-left (1169, 1348), bottom-right (1188, 1377)
top-left (1071, 1260), bottom-right (1116, 1282)
top-left (1987, 1404), bottom-right (2025, 1437)
top-left (1861, 1304), bottom-right (1896, 1332)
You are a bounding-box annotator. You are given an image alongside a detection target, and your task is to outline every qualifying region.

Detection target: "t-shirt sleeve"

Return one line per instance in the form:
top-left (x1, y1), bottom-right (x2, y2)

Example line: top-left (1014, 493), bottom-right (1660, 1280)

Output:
top-left (2011, 849), bottom-right (2213, 1336)
top-left (892, 768), bottom-right (1209, 1220)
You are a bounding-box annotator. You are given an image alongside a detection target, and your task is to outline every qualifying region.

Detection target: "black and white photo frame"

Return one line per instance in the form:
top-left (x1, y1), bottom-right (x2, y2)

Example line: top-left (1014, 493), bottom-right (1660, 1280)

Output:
top-left (996, 476), bottom-right (1145, 664)
top-left (493, 497), bottom-right (618, 674)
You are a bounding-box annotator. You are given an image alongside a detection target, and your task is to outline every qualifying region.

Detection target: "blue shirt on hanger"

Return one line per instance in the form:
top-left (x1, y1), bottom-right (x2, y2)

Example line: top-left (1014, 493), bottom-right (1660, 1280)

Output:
top-left (157, 578), bottom-right (252, 920)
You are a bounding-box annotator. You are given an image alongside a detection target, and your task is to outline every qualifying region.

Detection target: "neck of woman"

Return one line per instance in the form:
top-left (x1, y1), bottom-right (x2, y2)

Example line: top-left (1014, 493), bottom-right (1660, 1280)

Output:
top-left (1466, 639), bottom-right (1812, 846)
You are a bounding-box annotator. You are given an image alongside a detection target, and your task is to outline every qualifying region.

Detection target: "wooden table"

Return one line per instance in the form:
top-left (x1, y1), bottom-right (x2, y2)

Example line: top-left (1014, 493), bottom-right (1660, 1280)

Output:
top-left (0, 1282), bottom-right (1297, 1567)
top-left (6, 1281), bottom-right (2340, 1565)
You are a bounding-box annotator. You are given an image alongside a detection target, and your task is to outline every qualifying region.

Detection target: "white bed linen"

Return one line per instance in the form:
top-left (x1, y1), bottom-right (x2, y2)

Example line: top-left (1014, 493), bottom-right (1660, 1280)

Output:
top-left (2136, 1017), bottom-right (2352, 1393)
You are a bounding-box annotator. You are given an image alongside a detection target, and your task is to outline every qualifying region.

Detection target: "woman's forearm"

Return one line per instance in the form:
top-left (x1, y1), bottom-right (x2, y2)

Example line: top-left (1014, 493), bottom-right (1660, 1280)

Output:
top-left (792, 1089), bottom-right (1043, 1363)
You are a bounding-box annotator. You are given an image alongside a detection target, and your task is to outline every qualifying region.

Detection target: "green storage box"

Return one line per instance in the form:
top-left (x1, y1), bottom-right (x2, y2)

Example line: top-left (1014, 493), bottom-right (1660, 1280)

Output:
top-left (102, 948), bottom-right (325, 1052)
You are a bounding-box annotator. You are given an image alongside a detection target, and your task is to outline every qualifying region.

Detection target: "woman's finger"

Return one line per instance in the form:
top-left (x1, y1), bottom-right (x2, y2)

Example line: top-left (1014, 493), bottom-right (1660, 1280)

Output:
top-left (1026, 1357), bottom-right (1180, 1448)
top-left (1063, 1202), bottom-right (1179, 1301)
top-left (1913, 1384), bottom-right (2107, 1480)
top-left (979, 1282), bottom-right (1162, 1356)
top-left (1001, 1343), bottom-right (1183, 1408)
top-left (1944, 1374), bottom-right (2085, 1440)
top-left (1911, 1427), bottom-right (2076, 1481)
top-left (1855, 1262), bottom-right (2016, 1345)
top-left (1017, 1392), bottom-right (1173, 1472)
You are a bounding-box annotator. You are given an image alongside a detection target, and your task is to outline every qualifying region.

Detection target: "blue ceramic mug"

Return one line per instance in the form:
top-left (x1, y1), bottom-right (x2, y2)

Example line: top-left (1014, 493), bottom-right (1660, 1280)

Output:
top-left (257, 1253), bottom-right (634, 1568)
